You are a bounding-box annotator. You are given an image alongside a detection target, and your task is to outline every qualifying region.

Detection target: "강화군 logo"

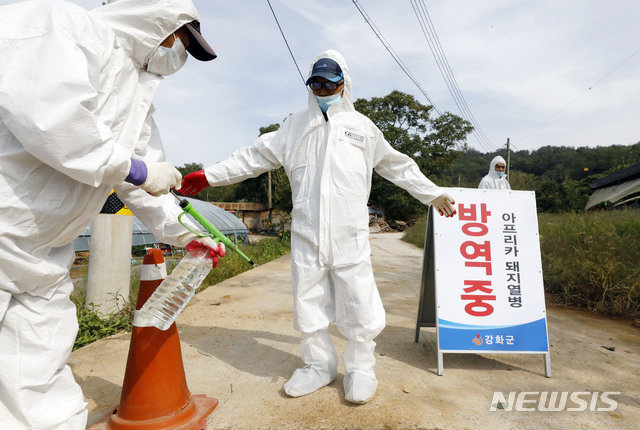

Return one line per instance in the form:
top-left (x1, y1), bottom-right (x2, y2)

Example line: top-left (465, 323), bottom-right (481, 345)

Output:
top-left (472, 334), bottom-right (483, 346)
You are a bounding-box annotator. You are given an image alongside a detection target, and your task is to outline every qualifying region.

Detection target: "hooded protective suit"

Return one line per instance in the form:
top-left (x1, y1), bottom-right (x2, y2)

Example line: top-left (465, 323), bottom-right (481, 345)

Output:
top-left (479, 155), bottom-right (511, 190)
top-left (0, 1), bottom-right (202, 428)
top-left (199, 50), bottom-right (444, 403)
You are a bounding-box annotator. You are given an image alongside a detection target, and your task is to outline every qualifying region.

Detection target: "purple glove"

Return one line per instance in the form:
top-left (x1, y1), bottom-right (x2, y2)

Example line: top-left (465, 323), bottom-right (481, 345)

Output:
top-left (125, 158), bottom-right (148, 186)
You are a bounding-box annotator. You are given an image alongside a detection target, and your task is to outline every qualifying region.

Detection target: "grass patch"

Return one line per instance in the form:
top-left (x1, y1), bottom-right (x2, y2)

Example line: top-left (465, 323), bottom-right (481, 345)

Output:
top-left (401, 210), bottom-right (640, 320)
top-left (75, 304), bottom-right (133, 349)
top-left (198, 233), bottom-right (292, 293)
top-left (539, 210), bottom-right (640, 319)
top-left (402, 218), bottom-right (427, 249)
top-left (72, 236), bottom-right (291, 350)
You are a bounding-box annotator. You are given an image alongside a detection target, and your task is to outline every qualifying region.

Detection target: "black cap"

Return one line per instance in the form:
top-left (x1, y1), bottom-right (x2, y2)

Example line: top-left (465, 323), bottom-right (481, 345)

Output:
top-left (305, 58), bottom-right (343, 85)
top-left (184, 20), bottom-right (216, 61)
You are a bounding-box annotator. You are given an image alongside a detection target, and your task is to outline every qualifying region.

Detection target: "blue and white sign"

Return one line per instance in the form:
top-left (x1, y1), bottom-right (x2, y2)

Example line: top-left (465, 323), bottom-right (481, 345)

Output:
top-left (432, 188), bottom-right (550, 375)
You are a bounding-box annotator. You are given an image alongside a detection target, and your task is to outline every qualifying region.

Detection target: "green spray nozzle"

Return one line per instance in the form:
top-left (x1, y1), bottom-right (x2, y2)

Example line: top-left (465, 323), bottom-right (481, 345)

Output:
top-left (171, 190), bottom-right (256, 267)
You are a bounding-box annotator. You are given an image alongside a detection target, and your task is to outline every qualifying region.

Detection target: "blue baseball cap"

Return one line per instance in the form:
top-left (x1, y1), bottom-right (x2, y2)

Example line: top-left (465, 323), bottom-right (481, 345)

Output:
top-left (305, 58), bottom-right (344, 85)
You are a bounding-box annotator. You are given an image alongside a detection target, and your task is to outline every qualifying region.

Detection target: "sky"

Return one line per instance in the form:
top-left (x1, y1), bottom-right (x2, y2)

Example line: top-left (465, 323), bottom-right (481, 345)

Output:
top-left (3, 0), bottom-right (640, 167)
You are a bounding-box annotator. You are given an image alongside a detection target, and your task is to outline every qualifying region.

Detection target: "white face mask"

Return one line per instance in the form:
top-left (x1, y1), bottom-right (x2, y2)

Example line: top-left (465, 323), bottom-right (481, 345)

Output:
top-left (146, 35), bottom-right (188, 76)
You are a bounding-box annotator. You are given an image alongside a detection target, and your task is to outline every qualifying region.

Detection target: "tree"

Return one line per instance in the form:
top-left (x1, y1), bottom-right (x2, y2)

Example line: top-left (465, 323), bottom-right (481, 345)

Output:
top-left (176, 162), bottom-right (203, 177)
top-left (260, 124), bottom-right (293, 212)
top-left (229, 123), bottom-right (295, 211)
top-left (442, 141), bottom-right (640, 212)
top-left (354, 90), bottom-right (473, 219)
top-left (508, 171), bottom-right (539, 191)
top-left (259, 124), bottom-right (280, 135)
top-left (231, 125), bottom-right (275, 204)
top-left (444, 142), bottom-right (640, 188)
top-left (258, 124), bottom-right (294, 211)
top-left (175, 161), bottom-right (236, 202)
top-left (270, 166), bottom-right (292, 211)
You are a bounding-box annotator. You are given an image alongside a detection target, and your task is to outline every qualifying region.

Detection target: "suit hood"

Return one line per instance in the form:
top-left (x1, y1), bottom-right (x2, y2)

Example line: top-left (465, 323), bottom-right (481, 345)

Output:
top-left (307, 49), bottom-right (354, 115)
top-left (488, 155), bottom-right (507, 180)
top-left (91, 0), bottom-right (199, 69)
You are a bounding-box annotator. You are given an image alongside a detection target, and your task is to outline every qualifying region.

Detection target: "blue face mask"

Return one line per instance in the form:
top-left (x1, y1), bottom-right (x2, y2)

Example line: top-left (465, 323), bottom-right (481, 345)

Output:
top-left (497, 171), bottom-right (504, 178)
top-left (316, 93), bottom-right (342, 113)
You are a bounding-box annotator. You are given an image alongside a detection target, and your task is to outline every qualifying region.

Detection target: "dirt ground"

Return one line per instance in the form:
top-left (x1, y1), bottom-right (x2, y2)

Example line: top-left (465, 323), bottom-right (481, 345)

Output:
top-left (70, 233), bottom-right (640, 429)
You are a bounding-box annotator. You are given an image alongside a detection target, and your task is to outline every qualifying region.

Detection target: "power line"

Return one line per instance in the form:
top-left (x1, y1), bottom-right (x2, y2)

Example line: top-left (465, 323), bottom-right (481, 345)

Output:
top-left (409, 0), bottom-right (496, 152)
top-left (351, 0), bottom-right (442, 115)
top-left (418, 0), bottom-right (495, 149)
top-left (265, 0), bottom-right (306, 86)
top-left (410, 0), bottom-right (495, 153)
top-left (411, 0), bottom-right (481, 139)
top-left (518, 45), bottom-right (640, 146)
top-left (352, 0), bottom-right (495, 163)
top-left (411, 0), bottom-right (488, 149)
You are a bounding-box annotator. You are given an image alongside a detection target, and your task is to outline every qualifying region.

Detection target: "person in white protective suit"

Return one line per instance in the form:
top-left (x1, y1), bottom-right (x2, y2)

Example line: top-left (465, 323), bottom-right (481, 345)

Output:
top-left (478, 155), bottom-right (511, 190)
top-left (178, 50), bottom-right (456, 404)
top-left (0, 1), bottom-right (224, 428)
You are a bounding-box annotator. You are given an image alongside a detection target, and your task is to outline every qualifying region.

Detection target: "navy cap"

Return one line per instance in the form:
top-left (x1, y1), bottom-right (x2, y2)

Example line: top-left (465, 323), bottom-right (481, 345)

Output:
top-left (305, 58), bottom-right (343, 85)
top-left (184, 20), bottom-right (216, 61)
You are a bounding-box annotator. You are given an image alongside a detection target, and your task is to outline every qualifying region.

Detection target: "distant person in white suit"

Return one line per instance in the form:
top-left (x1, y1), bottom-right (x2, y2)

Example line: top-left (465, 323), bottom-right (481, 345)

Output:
top-left (479, 156), bottom-right (511, 190)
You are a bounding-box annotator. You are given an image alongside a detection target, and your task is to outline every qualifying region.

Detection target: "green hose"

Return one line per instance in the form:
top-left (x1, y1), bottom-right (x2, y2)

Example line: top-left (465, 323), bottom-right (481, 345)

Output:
top-left (172, 191), bottom-right (255, 266)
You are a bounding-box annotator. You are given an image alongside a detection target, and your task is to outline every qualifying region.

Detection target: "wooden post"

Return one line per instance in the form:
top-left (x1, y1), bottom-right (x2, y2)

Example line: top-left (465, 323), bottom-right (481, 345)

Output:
top-left (506, 138), bottom-right (511, 179)
top-left (267, 171), bottom-right (273, 218)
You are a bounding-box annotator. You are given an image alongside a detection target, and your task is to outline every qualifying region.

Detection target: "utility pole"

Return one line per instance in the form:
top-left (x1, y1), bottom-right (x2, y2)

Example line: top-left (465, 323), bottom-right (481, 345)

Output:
top-left (458, 174), bottom-right (461, 187)
top-left (267, 171), bottom-right (272, 218)
top-left (506, 138), bottom-right (511, 179)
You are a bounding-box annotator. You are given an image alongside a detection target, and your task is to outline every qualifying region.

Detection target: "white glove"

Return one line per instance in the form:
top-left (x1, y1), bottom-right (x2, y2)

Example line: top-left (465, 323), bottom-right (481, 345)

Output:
top-left (139, 162), bottom-right (182, 196)
top-left (431, 192), bottom-right (456, 217)
top-left (177, 232), bottom-right (218, 249)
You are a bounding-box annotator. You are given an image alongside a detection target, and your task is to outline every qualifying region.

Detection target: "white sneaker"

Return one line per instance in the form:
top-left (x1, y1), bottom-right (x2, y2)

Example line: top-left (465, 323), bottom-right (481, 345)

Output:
top-left (343, 370), bottom-right (378, 404)
top-left (283, 364), bottom-right (336, 397)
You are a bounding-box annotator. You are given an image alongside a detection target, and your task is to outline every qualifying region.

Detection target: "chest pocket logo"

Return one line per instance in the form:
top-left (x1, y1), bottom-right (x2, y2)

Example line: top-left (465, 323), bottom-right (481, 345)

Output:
top-left (337, 129), bottom-right (368, 174)
top-left (344, 130), bottom-right (366, 148)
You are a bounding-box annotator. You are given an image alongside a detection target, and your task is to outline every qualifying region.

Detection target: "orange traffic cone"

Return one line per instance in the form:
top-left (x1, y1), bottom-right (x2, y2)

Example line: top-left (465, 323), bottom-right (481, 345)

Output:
top-left (89, 248), bottom-right (218, 429)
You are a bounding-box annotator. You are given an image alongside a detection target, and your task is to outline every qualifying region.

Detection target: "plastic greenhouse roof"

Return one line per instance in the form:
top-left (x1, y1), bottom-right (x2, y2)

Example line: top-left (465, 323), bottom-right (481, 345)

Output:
top-left (73, 197), bottom-right (249, 252)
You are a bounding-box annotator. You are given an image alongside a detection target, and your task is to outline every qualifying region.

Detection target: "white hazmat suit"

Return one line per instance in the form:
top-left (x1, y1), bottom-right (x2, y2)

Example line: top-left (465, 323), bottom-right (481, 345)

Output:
top-left (199, 50), bottom-right (447, 403)
top-left (478, 155), bottom-right (511, 190)
top-left (0, 0), bottom-right (203, 428)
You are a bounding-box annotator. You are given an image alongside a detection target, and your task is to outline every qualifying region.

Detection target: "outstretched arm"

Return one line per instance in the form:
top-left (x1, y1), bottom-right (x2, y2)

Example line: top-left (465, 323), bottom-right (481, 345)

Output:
top-left (178, 130), bottom-right (285, 196)
top-left (373, 131), bottom-right (455, 216)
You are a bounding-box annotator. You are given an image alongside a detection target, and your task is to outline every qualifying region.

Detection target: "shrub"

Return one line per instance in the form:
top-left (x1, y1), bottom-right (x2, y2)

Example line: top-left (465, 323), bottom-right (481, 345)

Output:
top-left (401, 218), bottom-right (427, 249)
top-left (539, 210), bottom-right (640, 319)
top-left (75, 304), bottom-right (133, 350)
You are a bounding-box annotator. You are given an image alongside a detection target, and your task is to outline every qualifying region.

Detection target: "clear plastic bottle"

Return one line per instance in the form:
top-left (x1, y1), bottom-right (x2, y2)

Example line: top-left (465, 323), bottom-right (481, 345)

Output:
top-left (134, 252), bottom-right (212, 330)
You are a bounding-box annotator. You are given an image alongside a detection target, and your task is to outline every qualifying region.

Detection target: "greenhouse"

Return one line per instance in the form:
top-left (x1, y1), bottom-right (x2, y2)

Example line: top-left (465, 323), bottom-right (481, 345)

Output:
top-left (73, 197), bottom-right (249, 251)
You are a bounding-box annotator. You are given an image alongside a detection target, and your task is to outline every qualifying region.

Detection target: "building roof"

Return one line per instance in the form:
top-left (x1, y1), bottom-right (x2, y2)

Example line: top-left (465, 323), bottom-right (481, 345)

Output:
top-left (591, 162), bottom-right (640, 189)
top-left (213, 202), bottom-right (268, 211)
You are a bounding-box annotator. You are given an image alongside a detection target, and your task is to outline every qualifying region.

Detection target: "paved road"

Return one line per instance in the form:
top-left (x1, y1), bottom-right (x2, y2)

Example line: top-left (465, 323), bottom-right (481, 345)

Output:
top-left (71, 233), bottom-right (640, 429)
